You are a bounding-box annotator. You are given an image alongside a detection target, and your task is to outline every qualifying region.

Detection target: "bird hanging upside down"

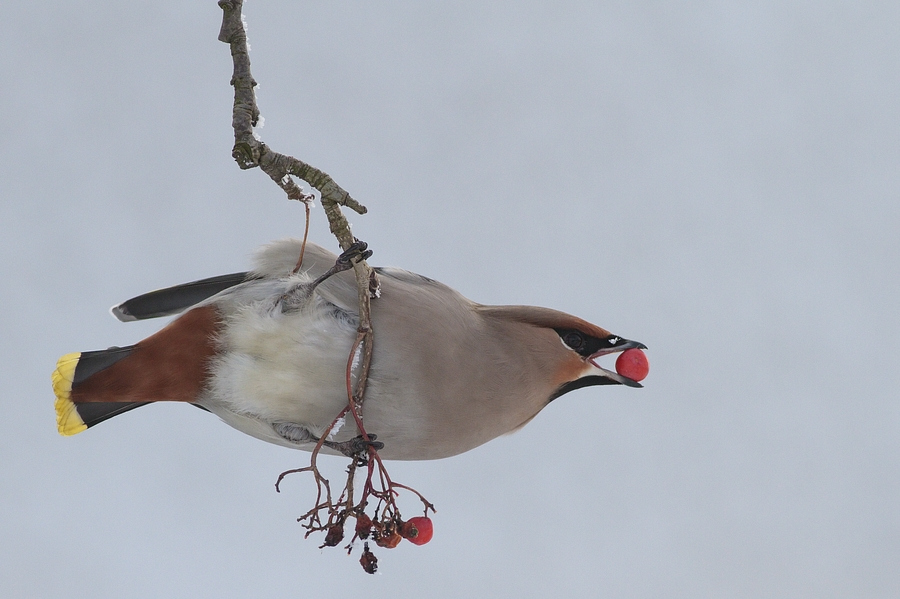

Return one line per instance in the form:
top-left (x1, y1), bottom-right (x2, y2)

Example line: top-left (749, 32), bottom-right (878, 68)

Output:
top-left (52, 239), bottom-right (647, 460)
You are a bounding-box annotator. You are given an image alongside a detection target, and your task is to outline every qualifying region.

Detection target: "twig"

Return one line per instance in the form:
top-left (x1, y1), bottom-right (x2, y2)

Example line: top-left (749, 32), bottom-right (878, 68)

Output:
top-left (217, 1), bottom-right (367, 213)
top-left (217, 0), bottom-right (433, 572)
top-left (217, 0), bottom-right (377, 416)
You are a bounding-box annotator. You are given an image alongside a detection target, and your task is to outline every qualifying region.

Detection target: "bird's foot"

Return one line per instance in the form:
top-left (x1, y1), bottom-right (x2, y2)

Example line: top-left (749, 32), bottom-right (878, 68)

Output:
top-left (335, 239), bottom-right (373, 269)
top-left (274, 422), bottom-right (318, 444)
top-left (277, 240), bottom-right (373, 312)
top-left (305, 239), bottom-right (372, 291)
top-left (324, 434), bottom-right (384, 465)
top-left (274, 423), bottom-right (383, 464)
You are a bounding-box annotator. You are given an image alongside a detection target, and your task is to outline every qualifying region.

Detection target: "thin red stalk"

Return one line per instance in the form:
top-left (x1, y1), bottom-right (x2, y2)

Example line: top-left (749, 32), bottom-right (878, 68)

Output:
top-left (292, 202), bottom-right (311, 274)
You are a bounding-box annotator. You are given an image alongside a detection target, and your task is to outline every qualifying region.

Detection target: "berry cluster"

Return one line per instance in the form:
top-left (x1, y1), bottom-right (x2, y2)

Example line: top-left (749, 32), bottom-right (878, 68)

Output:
top-left (275, 405), bottom-right (435, 573)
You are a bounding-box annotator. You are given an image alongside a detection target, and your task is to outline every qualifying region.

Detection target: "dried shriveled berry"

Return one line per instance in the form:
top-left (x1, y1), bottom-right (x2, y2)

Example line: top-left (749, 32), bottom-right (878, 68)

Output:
top-left (321, 524), bottom-right (344, 547)
top-left (359, 543), bottom-right (378, 574)
top-left (355, 513), bottom-right (373, 540)
top-left (400, 516), bottom-right (434, 545)
top-left (374, 529), bottom-right (402, 549)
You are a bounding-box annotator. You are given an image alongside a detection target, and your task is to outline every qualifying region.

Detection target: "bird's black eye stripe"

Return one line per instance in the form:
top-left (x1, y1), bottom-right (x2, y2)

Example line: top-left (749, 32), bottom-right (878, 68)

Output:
top-left (555, 329), bottom-right (626, 357)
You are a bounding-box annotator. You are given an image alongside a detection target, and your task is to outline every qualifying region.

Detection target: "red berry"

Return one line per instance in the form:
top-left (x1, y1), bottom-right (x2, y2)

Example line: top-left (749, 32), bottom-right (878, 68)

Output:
top-left (615, 348), bottom-right (649, 382)
top-left (401, 516), bottom-right (433, 545)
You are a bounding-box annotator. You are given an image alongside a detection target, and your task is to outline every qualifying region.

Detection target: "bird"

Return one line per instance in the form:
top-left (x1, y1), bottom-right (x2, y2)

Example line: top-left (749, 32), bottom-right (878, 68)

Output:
top-left (52, 239), bottom-right (646, 460)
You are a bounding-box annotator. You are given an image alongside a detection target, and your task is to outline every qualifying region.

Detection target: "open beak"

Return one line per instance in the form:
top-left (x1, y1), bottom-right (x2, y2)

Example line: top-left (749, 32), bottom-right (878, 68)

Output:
top-left (587, 339), bottom-right (647, 388)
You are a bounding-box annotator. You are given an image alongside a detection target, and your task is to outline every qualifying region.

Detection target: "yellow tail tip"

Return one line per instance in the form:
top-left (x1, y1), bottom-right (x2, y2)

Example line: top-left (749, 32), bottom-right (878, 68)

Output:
top-left (53, 352), bottom-right (87, 436)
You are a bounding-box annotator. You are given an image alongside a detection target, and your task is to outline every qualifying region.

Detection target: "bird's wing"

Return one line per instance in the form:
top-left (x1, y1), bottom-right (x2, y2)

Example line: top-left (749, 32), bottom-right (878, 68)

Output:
top-left (108, 240), bottom-right (345, 323)
top-left (110, 272), bottom-right (254, 322)
top-left (109, 240), bottom-right (406, 323)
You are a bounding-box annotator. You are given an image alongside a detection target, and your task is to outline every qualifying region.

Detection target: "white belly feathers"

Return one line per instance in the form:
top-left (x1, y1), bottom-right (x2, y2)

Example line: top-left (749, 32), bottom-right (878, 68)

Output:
top-left (201, 274), bottom-right (359, 446)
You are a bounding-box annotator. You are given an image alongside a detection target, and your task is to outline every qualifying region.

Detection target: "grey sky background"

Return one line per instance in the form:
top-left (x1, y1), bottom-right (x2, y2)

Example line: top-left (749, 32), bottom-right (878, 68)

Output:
top-left (2, 1), bottom-right (898, 597)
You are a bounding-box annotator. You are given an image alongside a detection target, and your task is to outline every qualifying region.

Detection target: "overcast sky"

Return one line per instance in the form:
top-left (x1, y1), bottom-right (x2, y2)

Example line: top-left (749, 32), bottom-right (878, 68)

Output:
top-left (2, 1), bottom-right (899, 597)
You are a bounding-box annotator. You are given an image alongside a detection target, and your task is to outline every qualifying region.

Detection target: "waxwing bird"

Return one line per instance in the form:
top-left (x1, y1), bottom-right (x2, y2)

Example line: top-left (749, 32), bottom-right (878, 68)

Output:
top-left (52, 239), bottom-right (646, 460)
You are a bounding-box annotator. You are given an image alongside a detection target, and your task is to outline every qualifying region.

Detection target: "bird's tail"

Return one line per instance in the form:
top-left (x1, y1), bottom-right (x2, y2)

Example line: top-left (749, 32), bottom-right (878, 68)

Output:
top-left (52, 305), bottom-right (221, 436)
top-left (52, 347), bottom-right (149, 435)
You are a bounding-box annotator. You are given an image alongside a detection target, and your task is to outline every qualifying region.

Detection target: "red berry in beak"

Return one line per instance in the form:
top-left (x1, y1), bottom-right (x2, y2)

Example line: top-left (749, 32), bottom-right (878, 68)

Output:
top-left (615, 348), bottom-right (649, 382)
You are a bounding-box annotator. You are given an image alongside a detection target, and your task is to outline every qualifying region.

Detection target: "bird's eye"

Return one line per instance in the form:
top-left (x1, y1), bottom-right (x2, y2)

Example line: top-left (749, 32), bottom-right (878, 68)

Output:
top-left (555, 328), bottom-right (603, 357)
top-left (563, 331), bottom-right (585, 350)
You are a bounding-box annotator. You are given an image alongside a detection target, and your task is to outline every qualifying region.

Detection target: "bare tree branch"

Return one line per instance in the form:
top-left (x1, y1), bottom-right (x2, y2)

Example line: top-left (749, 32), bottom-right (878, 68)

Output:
top-left (216, 1), bottom-right (367, 214)
top-left (216, 0), bottom-right (375, 421)
top-left (215, 0), bottom-right (431, 573)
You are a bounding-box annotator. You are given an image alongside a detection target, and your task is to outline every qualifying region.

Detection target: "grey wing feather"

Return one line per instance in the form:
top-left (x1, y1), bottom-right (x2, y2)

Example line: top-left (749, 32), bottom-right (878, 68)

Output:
top-left (110, 272), bottom-right (254, 322)
top-left (110, 239), bottom-right (373, 323)
top-left (251, 239), bottom-right (360, 314)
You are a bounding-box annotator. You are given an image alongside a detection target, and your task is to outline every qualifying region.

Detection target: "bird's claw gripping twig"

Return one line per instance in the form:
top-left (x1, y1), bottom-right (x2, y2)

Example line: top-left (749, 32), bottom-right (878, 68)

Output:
top-left (307, 239), bottom-right (372, 290)
top-left (323, 434), bottom-right (384, 465)
top-left (336, 240), bottom-right (372, 268)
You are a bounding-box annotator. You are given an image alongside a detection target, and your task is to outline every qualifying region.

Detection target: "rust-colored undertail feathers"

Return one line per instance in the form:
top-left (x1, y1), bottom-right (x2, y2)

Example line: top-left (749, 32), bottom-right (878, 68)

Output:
top-left (52, 305), bottom-right (219, 436)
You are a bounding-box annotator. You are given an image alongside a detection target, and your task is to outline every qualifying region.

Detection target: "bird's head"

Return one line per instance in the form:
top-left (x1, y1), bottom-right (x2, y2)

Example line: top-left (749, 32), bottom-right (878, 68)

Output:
top-left (476, 305), bottom-right (647, 403)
